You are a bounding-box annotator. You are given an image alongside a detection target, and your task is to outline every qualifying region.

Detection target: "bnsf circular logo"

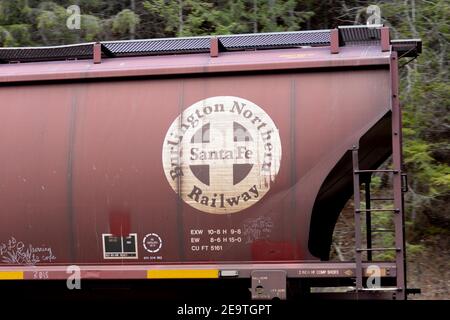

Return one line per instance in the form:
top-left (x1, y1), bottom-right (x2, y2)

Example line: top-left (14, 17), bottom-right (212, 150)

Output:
top-left (162, 96), bottom-right (281, 214)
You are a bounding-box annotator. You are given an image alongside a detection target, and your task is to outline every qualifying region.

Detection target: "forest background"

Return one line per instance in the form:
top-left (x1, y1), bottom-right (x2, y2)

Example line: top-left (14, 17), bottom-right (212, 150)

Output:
top-left (0, 0), bottom-right (448, 299)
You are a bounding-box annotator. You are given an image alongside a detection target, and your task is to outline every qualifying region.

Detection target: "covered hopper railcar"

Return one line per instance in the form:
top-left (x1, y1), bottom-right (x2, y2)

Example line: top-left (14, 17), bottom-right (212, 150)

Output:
top-left (0, 25), bottom-right (421, 300)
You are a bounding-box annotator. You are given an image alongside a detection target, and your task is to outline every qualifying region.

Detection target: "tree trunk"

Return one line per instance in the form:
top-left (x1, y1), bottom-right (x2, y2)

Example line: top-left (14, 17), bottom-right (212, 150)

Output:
top-left (130, 0), bottom-right (136, 39)
top-left (179, 0), bottom-right (184, 35)
top-left (253, 0), bottom-right (258, 33)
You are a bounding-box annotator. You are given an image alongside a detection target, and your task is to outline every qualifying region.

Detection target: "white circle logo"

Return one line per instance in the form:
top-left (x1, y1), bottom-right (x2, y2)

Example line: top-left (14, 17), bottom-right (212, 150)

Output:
top-left (143, 233), bottom-right (162, 253)
top-left (162, 96), bottom-right (281, 214)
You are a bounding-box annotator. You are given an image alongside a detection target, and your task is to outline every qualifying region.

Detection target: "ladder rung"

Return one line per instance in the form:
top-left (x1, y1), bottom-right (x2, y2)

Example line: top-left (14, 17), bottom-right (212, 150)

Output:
top-left (372, 229), bottom-right (395, 233)
top-left (371, 197), bottom-right (395, 201)
top-left (354, 169), bottom-right (399, 174)
top-left (356, 208), bottom-right (400, 213)
top-left (406, 288), bottom-right (421, 295)
top-left (361, 287), bottom-right (401, 292)
top-left (356, 247), bottom-right (401, 252)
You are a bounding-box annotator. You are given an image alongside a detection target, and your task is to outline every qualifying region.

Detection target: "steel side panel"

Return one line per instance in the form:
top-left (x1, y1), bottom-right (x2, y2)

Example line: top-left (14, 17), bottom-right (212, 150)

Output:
top-left (0, 69), bottom-right (390, 266)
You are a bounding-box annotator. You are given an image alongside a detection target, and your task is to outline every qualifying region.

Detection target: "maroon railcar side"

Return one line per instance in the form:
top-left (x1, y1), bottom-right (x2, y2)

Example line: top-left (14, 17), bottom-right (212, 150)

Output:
top-left (0, 26), bottom-right (421, 300)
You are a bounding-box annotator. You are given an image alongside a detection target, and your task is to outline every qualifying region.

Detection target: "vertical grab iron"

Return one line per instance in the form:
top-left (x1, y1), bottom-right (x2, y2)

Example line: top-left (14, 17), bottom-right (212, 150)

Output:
top-left (351, 50), bottom-right (407, 299)
top-left (390, 51), bottom-right (407, 300)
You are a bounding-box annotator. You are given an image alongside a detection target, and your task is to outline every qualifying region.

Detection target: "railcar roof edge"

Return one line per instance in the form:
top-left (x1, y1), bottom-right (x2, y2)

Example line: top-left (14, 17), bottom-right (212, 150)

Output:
top-left (0, 25), bottom-right (421, 62)
top-left (0, 25), bottom-right (421, 83)
top-left (0, 46), bottom-right (391, 83)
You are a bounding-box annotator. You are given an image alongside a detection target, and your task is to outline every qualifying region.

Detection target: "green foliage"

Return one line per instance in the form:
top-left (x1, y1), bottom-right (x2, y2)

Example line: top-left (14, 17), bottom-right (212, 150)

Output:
top-left (35, 1), bottom-right (80, 44)
top-left (371, 208), bottom-right (395, 260)
top-left (404, 138), bottom-right (450, 194)
top-left (112, 9), bottom-right (140, 38)
top-left (341, 0), bottom-right (450, 241)
top-left (143, 0), bottom-right (313, 36)
top-left (391, 0), bottom-right (450, 235)
top-left (254, 0), bottom-right (314, 32)
top-left (0, 23), bottom-right (31, 46)
top-left (210, 1), bottom-right (250, 35)
top-left (144, 0), bottom-right (225, 36)
top-left (0, 0), bottom-right (30, 26)
top-left (80, 14), bottom-right (101, 42)
top-left (0, 0), bottom-right (447, 257)
top-left (406, 242), bottom-right (425, 257)
top-left (370, 176), bottom-right (383, 189)
top-left (425, 225), bottom-right (448, 236)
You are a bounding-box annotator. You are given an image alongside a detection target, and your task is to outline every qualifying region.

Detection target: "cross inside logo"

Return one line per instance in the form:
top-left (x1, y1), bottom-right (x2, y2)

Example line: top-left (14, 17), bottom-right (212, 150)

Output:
top-left (189, 121), bottom-right (254, 187)
top-left (163, 96), bottom-right (281, 214)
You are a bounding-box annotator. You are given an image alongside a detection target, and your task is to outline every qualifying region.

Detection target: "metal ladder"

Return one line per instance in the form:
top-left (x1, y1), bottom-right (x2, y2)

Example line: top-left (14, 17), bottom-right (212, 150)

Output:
top-left (350, 52), bottom-right (407, 300)
top-left (351, 147), bottom-right (407, 299)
